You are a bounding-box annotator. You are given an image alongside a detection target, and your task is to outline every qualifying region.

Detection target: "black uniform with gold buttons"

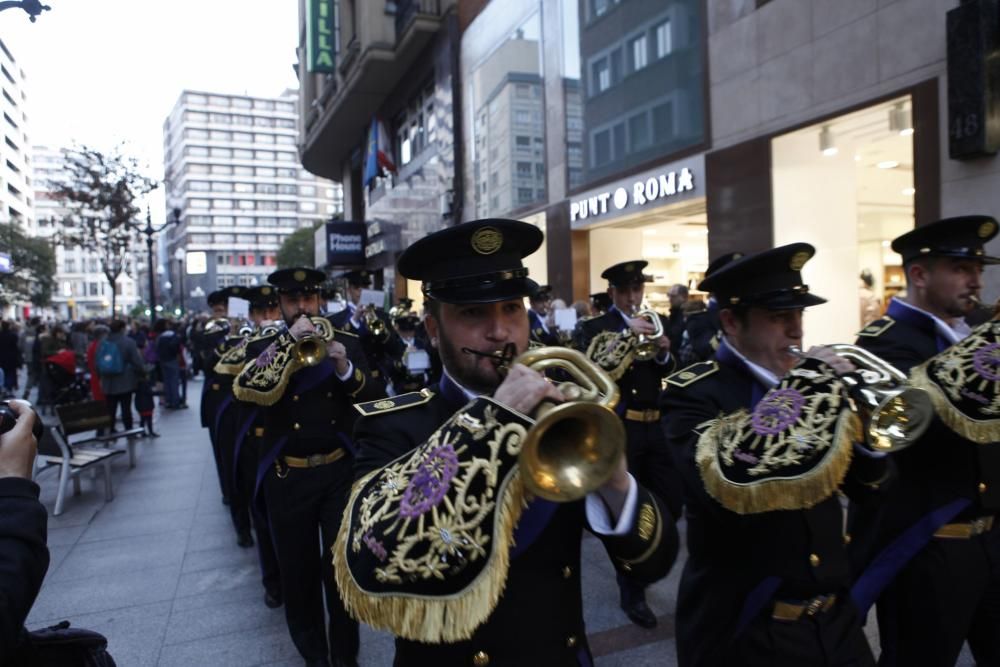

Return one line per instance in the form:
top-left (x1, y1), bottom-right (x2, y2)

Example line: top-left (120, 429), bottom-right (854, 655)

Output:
top-left (234, 267), bottom-right (384, 667)
top-left (572, 260), bottom-right (680, 629)
top-left (853, 216), bottom-right (1000, 667)
top-left (329, 269), bottom-right (407, 392)
top-left (334, 220), bottom-right (679, 667)
top-left (661, 244), bottom-right (891, 667)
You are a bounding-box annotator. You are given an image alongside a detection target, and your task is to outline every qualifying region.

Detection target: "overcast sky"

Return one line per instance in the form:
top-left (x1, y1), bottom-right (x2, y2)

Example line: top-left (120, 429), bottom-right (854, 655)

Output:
top-left (2, 0), bottom-right (300, 216)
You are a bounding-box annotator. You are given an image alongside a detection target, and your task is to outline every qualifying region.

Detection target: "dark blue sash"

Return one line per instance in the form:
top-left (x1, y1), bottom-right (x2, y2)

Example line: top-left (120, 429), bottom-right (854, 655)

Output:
top-left (733, 575), bottom-right (782, 638)
top-left (231, 407), bottom-right (259, 489)
top-left (213, 394), bottom-right (233, 439)
top-left (850, 497), bottom-right (971, 615)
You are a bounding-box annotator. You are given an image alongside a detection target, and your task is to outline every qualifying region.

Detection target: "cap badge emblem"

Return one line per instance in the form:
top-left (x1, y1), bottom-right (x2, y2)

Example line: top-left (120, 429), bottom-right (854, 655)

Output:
top-left (294, 270), bottom-right (306, 282)
top-left (789, 251), bottom-right (810, 271)
top-left (471, 227), bottom-right (503, 255)
top-left (261, 287), bottom-right (271, 295)
top-left (624, 263), bottom-right (635, 272)
top-left (979, 221), bottom-right (996, 238)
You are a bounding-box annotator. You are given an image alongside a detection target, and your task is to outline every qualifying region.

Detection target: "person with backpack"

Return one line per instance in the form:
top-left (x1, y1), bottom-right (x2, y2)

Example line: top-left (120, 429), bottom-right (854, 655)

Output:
top-left (97, 320), bottom-right (145, 432)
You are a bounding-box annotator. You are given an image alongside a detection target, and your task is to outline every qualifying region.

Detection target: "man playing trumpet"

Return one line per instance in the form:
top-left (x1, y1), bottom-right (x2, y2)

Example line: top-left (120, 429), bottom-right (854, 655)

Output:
top-left (336, 219), bottom-right (679, 666)
top-left (572, 260), bottom-right (681, 629)
top-left (854, 216), bottom-right (1000, 666)
top-left (662, 243), bottom-right (894, 666)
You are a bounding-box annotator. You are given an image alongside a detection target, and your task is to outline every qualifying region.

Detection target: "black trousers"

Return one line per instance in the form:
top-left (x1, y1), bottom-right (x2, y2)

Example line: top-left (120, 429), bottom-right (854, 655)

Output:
top-left (619, 417), bottom-right (682, 603)
top-left (729, 596), bottom-right (875, 667)
top-left (262, 457), bottom-right (359, 662)
top-left (876, 526), bottom-right (1000, 666)
top-left (216, 404), bottom-right (249, 536)
top-left (105, 392), bottom-right (134, 430)
top-left (237, 433), bottom-right (280, 594)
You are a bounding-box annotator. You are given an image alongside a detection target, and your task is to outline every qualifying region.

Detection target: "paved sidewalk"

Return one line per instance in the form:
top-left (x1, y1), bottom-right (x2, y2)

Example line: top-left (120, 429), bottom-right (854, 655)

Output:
top-left (24, 377), bottom-right (973, 666)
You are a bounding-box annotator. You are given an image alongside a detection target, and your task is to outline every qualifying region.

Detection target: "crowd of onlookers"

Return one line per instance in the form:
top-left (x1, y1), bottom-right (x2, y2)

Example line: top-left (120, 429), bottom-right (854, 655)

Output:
top-left (0, 315), bottom-right (212, 433)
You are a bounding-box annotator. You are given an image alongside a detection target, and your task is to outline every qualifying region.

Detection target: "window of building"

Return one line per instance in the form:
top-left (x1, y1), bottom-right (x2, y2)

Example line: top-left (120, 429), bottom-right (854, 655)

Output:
top-left (593, 129), bottom-right (611, 166)
top-left (238, 200), bottom-right (255, 210)
top-left (258, 201), bottom-right (278, 211)
top-left (652, 101), bottom-right (674, 142)
top-left (300, 201), bottom-right (316, 212)
top-left (258, 217), bottom-right (278, 226)
top-left (217, 253), bottom-right (232, 266)
top-left (256, 151), bottom-right (275, 161)
top-left (516, 162), bottom-right (532, 176)
top-left (254, 116), bottom-right (275, 127)
top-left (276, 101), bottom-right (295, 112)
top-left (213, 199), bottom-right (233, 209)
top-left (256, 167), bottom-right (276, 177)
top-left (277, 152), bottom-right (296, 162)
top-left (208, 95), bottom-right (230, 107)
top-left (277, 184), bottom-right (297, 195)
top-left (257, 183), bottom-right (277, 194)
top-left (629, 112), bottom-right (651, 151)
top-left (276, 135), bottom-right (296, 145)
top-left (236, 216), bottom-right (254, 226)
top-left (210, 113), bottom-right (231, 124)
top-left (212, 216), bottom-right (234, 226)
top-left (189, 181), bottom-right (210, 191)
top-left (233, 115), bottom-right (252, 126)
top-left (234, 182), bottom-right (253, 193)
top-left (394, 81), bottom-right (435, 167)
top-left (88, 282), bottom-right (99, 296)
top-left (233, 165), bottom-right (253, 176)
top-left (630, 34), bottom-right (648, 72)
top-left (190, 198), bottom-right (210, 208)
top-left (186, 146), bottom-right (209, 157)
top-left (254, 99), bottom-right (275, 111)
top-left (64, 258), bottom-right (75, 272)
top-left (277, 201), bottom-right (297, 211)
top-left (186, 93), bottom-right (208, 105)
top-left (210, 147), bottom-right (232, 158)
top-left (186, 111), bottom-right (208, 122)
top-left (277, 168), bottom-right (297, 178)
top-left (592, 58), bottom-right (610, 95)
top-left (217, 275), bottom-right (236, 288)
top-left (233, 132), bottom-right (252, 143)
top-left (233, 149), bottom-right (253, 159)
top-left (231, 98), bottom-right (252, 109)
top-left (211, 181), bottom-right (233, 192)
top-left (255, 133), bottom-right (275, 144)
top-left (186, 164), bottom-right (209, 175)
top-left (215, 233), bottom-right (235, 243)
top-left (655, 20), bottom-right (672, 59)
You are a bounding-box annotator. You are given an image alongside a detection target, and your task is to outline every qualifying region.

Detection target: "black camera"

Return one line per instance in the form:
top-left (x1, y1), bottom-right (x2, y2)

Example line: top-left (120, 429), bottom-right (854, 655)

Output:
top-left (0, 401), bottom-right (44, 441)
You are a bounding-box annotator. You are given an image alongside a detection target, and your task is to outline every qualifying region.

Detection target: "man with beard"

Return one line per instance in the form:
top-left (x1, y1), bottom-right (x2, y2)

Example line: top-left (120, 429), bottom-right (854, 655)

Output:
top-left (234, 268), bottom-right (383, 667)
top-left (854, 216), bottom-right (1000, 666)
top-left (335, 219), bottom-right (679, 666)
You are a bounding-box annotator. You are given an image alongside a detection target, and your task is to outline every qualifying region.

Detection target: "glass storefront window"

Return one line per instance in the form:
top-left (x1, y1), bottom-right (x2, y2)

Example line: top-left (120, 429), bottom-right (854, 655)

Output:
top-left (771, 96), bottom-right (915, 346)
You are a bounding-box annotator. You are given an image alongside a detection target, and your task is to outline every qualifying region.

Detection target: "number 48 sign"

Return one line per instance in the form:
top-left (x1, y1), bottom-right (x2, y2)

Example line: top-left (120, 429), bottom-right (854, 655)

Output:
top-left (947, 0), bottom-right (1000, 159)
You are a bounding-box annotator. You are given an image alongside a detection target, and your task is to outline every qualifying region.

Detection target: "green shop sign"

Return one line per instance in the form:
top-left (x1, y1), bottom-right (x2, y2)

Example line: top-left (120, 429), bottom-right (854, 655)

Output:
top-left (307, 0), bottom-right (336, 73)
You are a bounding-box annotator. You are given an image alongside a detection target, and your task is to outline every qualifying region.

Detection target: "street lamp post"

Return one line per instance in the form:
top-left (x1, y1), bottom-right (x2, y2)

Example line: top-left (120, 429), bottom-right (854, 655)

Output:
top-left (129, 207), bottom-right (180, 320)
top-left (174, 247), bottom-right (186, 315)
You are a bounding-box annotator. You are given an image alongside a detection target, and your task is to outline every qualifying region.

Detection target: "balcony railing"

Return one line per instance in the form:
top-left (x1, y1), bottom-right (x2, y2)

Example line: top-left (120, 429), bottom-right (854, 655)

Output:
top-left (395, 0), bottom-right (441, 41)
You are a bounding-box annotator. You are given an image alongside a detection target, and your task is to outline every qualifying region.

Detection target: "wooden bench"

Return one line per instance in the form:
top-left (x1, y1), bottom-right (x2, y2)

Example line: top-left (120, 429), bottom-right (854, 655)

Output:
top-left (32, 401), bottom-right (145, 516)
top-left (53, 401), bottom-right (147, 469)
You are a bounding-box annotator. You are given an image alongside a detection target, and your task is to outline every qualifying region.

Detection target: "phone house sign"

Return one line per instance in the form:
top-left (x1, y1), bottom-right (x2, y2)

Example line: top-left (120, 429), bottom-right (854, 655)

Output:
top-left (569, 156), bottom-right (704, 226)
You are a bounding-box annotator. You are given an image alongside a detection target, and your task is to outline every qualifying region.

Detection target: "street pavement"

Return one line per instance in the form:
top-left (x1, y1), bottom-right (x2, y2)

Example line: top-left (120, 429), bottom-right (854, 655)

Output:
top-left (25, 377), bottom-right (974, 666)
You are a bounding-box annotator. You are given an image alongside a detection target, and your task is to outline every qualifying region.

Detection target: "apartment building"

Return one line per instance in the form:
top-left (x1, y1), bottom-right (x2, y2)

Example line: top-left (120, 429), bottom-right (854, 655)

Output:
top-left (162, 89), bottom-right (343, 311)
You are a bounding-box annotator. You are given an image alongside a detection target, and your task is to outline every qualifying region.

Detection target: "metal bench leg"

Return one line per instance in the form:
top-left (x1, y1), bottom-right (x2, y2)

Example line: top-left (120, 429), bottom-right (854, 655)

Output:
top-left (102, 459), bottom-right (114, 501)
top-left (54, 460), bottom-right (70, 517)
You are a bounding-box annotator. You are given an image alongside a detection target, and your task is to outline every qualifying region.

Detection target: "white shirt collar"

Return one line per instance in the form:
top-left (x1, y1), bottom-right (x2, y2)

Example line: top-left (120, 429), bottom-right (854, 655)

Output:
top-left (442, 367), bottom-right (480, 401)
top-left (720, 336), bottom-right (780, 388)
top-left (893, 298), bottom-right (971, 344)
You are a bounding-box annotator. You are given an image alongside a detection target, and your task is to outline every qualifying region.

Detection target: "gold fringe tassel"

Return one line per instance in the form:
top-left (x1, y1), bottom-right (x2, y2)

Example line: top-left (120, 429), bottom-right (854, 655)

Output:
top-left (332, 469), bottom-right (527, 644)
top-left (696, 410), bottom-right (860, 515)
top-left (911, 363), bottom-right (1000, 444)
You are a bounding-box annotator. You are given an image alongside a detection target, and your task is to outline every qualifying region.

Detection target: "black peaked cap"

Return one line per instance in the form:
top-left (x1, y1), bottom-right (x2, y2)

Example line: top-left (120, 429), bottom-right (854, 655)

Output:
top-left (698, 243), bottom-right (827, 310)
top-left (891, 215), bottom-right (1000, 264)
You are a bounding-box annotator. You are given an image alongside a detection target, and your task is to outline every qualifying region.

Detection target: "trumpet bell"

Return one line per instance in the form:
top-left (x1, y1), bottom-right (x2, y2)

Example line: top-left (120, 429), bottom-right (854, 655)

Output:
top-left (520, 401), bottom-right (625, 502)
top-left (294, 336), bottom-right (326, 366)
top-left (863, 385), bottom-right (934, 453)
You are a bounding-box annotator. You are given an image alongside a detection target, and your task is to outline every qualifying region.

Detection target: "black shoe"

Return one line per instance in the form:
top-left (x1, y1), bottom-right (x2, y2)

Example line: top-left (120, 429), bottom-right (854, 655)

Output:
top-left (304, 660), bottom-right (330, 667)
top-left (264, 589), bottom-right (282, 609)
top-left (148, 430), bottom-right (161, 438)
top-left (621, 598), bottom-right (658, 629)
top-left (330, 659), bottom-right (359, 667)
top-left (236, 530), bottom-right (254, 548)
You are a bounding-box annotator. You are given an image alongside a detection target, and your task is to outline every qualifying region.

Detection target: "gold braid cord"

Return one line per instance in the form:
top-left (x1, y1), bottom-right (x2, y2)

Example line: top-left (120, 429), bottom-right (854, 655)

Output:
top-left (910, 320), bottom-right (1000, 444)
top-left (231, 332), bottom-right (299, 406)
top-left (213, 335), bottom-right (250, 376)
top-left (333, 397), bottom-right (533, 643)
top-left (695, 359), bottom-right (860, 515)
top-left (586, 330), bottom-right (635, 381)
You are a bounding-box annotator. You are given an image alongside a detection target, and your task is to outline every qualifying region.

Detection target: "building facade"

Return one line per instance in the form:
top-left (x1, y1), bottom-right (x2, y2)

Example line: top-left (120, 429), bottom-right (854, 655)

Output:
top-left (162, 89), bottom-right (343, 312)
top-left (458, 0), bottom-right (1000, 347)
top-left (0, 38), bottom-right (32, 232)
top-left (296, 0), bottom-right (459, 303)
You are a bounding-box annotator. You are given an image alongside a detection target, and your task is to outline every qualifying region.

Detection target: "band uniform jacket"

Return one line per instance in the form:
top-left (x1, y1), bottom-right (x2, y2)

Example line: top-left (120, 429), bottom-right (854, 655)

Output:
top-left (330, 306), bottom-right (407, 387)
top-left (528, 309), bottom-right (562, 347)
top-left (660, 354), bottom-right (892, 667)
top-left (351, 383), bottom-right (680, 667)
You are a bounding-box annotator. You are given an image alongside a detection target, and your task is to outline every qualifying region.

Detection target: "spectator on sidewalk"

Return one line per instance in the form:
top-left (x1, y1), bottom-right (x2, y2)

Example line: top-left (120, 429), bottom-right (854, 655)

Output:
top-left (0, 321), bottom-right (22, 398)
top-left (155, 320), bottom-right (183, 409)
top-left (0, 400), bottom-right (49, 660)
top-left (86, 325), bottom-right (109, 404)
top-left (98, 320), bottom-right (145, 432)
top-left (18, 319), bottom-right (41, 401)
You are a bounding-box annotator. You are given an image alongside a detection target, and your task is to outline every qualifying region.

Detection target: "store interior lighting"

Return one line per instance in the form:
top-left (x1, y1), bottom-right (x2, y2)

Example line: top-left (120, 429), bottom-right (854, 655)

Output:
top-left (877, 160), bottom-right (899, 169)
top-left (888, 103), bottom-right (914, 136)
top-left (819, 125), bottom-right (838, 156)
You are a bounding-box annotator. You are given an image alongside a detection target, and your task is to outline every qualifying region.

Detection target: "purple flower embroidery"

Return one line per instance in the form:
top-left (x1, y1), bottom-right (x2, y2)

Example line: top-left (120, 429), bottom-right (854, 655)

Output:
top-left (399, 444), bottom-right (459, 519)
top-left (751, 388), bottom-right (805, 436)
top-left (973, 343), bottom-right (1000, 382)
top-left (255, 342), bottom-right (277, 367)
top-left (363, 531), bottom-right (388, 562)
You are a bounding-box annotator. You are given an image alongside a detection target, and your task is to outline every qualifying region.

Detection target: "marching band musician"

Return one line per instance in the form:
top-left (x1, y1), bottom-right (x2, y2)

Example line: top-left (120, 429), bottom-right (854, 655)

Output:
top-left (388, 312), bottom-right (436, 394)
top-left (226, 284), bottom-right (285, 608)
top-left (573, 260), bottom-right (681, 629)
top-left (335, 219), bottom-right (678, 666)
top-left (853, 216), bottom-right (1000, 666)
top-left (528, 284), bottom-right (561, 346)
top-left (329, 269), bottom-right (406, 393)
top-left (233, 267), bottom-right (384, 667)
top-left (661, 244), bottom-right (894, 667)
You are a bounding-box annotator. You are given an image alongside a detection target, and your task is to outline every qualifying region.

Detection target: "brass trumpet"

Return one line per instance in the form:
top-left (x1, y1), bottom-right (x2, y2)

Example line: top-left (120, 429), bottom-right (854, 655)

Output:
top-left (293, 317), bottom-right (336, 367)
top-left (466, 343), bottom-right (625, 502)
top-left (363, 305), bottom-right (387, 339)
top-left (203, 317), bottom-right (230, 336)
top-left (629, 307), bottom-right (665, 361)
top-left (789, 344), bottom-right (932, 452)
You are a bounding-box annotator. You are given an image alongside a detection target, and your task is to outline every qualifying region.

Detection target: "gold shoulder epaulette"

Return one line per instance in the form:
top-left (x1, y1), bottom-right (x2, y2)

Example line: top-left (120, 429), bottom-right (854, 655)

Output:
top-left (857, 316), bottom-right (895, 338)
top-left (354, 389), bottom-right (434, 416)
top-left (667, 361), bottom-right (718, 388)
